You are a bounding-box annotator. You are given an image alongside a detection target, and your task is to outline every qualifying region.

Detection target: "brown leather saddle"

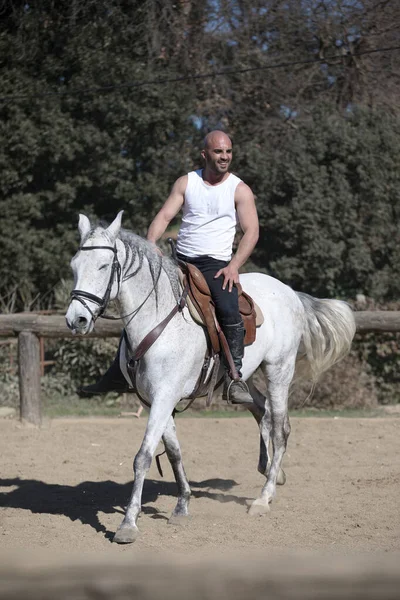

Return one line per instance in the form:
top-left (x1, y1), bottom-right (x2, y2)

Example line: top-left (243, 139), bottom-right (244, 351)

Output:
top-left (179, 262), bottom-right (259, 356)
top-left (125, 260), bottom-right (263, 411)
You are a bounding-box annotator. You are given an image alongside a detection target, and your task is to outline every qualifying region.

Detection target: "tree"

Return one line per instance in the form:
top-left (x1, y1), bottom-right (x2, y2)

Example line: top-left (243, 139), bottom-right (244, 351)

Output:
top-left (240, 105), bottom-right (400, 300)
top-left (0, 0), bottom-right (201, 309)
top-left (1, 0), bottom-right (399, 309)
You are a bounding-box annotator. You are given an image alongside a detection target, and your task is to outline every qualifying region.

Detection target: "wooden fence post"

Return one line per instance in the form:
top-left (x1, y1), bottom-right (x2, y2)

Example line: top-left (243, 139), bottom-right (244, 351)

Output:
top-left (18, 331), bottom-right (41, 427)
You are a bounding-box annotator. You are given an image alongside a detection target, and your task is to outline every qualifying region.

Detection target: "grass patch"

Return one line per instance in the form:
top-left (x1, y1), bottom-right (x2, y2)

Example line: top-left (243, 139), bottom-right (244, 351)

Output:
top-left (42, 393), bottom-right (136, 418)
top-left (176, 407), bottom-right (391, 419)
top-left (41, 394), bottom-right (396, 419)
top-left (44, 403), bottom-right (123, 418)
top-left (288, 407), bottom-right (388, 418)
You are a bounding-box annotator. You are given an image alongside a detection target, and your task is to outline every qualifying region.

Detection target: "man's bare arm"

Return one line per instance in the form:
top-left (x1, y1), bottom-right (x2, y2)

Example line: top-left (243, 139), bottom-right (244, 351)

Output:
top-left (215, 182), bottom-right (259, 291)
top-left (231, 182), bottom-right (259, 269)
top-left (146, 176), bottom-right (187, 243)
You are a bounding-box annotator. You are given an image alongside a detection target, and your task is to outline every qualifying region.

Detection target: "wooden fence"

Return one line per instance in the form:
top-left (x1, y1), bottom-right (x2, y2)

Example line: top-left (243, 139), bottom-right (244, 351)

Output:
top-left (1, 311), bottom-right (399, 426)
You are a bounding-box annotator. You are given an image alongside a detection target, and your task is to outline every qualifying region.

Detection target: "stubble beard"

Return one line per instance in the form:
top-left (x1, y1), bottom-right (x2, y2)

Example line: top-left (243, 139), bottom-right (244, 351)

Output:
top-left (213, 161), bottom-right (230, 174)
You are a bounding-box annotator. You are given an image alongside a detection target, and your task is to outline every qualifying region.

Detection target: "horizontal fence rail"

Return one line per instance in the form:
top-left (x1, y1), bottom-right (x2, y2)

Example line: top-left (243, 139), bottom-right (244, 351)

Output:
top-left (0, 313), bottom-right (123, 338)
top-left (1, 311), bottom-right (399, 426)
top-left (1, 311), bottom-right (400, 338)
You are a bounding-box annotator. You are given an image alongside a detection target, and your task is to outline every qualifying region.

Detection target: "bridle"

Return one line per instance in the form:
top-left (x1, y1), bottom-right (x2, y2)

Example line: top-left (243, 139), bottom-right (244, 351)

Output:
top-left (70, 244), bottom-right (121, 322)
top-left (70, 242), bottom-right (165, 324)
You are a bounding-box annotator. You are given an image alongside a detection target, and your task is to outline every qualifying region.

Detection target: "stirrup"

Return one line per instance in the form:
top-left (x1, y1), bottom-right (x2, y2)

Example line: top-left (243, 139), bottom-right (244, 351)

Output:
top-left (223, 378), bottom-right (254, 405)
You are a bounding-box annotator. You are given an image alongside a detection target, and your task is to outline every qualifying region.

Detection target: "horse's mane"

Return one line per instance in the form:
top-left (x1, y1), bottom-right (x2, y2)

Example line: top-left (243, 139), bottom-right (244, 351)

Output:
top-left (83, 223), bottom-right (180, 303)
top-left (119, 228), bottom-right (181, 301)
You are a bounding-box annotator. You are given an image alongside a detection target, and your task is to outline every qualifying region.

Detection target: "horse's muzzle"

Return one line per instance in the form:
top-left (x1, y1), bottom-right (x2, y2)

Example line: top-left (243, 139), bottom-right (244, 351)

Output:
top-left (65, 304), bottom-right (94, 335)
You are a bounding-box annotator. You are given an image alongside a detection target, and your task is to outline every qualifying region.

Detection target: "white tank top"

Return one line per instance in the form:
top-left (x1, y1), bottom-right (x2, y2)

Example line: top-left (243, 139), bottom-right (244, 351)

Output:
top-left (176, 170), bottom-right (242, 260)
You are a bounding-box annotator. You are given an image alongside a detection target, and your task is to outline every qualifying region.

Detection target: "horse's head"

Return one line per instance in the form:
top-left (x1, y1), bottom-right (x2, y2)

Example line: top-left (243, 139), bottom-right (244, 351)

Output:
top-left (65, 211), bottom-right (124, 334)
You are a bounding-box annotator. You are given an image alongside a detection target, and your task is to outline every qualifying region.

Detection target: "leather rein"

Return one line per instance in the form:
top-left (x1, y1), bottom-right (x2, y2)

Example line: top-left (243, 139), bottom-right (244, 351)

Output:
top-left (70, 242), bottom-right (189, 367)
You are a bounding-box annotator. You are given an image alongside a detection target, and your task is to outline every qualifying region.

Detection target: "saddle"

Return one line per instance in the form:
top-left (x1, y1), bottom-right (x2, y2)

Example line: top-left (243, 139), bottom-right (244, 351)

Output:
top-left (179, 262), bottom-right (263, 355)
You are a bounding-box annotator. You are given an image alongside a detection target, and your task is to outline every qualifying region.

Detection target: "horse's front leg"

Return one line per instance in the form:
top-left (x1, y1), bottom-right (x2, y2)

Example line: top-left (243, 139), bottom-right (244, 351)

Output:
top-left (162, 416), bottom-right (191, 524)
top-left (113, 396), bottom-right (177, 544)
top-left (246, 377), bottom-right (272, 477)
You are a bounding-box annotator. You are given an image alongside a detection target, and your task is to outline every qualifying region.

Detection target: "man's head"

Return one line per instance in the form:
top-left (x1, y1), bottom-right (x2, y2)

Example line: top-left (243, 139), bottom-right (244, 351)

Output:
top-left (201, 130), bottom-right (232, 175)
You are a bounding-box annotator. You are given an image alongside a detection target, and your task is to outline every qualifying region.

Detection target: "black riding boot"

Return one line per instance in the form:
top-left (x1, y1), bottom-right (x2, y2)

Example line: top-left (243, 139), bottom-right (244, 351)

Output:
top-left (77, 339), bottom-right (131, 397)
top-left (221, 322), bottom-right (253, 405)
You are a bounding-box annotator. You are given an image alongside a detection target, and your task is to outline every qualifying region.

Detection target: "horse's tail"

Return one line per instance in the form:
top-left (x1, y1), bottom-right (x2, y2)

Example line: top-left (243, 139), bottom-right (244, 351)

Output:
top-left (295, 292), bottom-right (356, 383)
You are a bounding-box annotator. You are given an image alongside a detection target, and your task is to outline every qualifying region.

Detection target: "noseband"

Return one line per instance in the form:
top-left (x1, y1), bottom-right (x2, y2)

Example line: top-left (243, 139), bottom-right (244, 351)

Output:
top-left (70, 245), bottom-right (121, 321)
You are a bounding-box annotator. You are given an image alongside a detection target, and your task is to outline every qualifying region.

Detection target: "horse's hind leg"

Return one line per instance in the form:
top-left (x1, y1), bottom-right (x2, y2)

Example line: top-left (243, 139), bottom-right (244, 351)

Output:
top-left (249, 362), bottom-right (293, 516)
top-left (247, 377), bottom-right (286, 485)
top-left (162, 416), bottom-right (191, 525)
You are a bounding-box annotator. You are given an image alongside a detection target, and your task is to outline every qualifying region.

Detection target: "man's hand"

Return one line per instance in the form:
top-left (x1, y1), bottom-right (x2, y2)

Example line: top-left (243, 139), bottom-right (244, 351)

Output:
top-left (214, 262), bottom-right (240, 292)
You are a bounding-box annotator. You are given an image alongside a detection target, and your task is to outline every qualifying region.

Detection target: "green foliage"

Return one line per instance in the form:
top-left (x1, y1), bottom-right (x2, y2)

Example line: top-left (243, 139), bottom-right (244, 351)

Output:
top-left (0, 0), bottom-right (201, 310)
top-left (0, 372), bottom-right (19, 409)
top-left (0, 334), bottom-right (119, 406)
top-left (53, 337), bottom-right (119, 390)
top-left (1, 1), bottom-right (399, 307)
top-left (356, 333), bottom-right (400, 405)
top-left (238, 106), bottom-right (400, 300)
top-left (351, 297), bottom-right (400, 405)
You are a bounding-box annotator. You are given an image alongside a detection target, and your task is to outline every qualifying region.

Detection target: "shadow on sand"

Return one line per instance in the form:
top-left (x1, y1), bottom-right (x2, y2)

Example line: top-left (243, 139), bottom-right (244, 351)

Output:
top-left (0, 476), bottom-right (252, 541)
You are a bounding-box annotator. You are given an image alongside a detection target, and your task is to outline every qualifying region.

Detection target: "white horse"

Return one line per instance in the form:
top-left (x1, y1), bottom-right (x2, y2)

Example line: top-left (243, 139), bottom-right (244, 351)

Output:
top-left (65, 212), bottom-right (356, 544)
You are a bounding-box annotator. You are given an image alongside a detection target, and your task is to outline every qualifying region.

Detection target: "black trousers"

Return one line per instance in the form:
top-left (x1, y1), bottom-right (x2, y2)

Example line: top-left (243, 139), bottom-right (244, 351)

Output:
top-left (177, 253), bottom-right (241, 326)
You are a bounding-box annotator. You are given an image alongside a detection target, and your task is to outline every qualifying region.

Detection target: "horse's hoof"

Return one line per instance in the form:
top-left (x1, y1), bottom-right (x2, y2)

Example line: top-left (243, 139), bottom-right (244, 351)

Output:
top-left (168, 514), bottom-right (191, 527)
top-left (113, 525), bottom-right (139, 544)
top-left (277, 468), bottom-right (286, 485)
top-left (248, 498), bottom-right (270, 517)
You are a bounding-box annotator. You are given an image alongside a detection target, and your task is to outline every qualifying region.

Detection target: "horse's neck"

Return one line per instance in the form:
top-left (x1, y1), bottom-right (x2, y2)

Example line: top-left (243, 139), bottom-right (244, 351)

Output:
top-left (118, 253), bottom-right (177, 346)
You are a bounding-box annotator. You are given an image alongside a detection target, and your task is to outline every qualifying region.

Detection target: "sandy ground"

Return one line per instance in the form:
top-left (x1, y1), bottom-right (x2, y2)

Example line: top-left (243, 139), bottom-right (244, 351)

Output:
top-left (0, 415), bottom-right (399, 556)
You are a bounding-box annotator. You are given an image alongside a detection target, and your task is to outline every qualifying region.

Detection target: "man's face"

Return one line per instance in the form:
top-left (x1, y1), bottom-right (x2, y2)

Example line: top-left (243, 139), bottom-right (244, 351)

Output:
top-left (202, 136), bottom-right (233, 174)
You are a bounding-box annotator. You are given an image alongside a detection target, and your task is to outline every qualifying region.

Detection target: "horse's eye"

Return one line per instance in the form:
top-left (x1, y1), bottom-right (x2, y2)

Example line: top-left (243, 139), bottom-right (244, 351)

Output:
top-left (98, 264), bottom-right (109, 270)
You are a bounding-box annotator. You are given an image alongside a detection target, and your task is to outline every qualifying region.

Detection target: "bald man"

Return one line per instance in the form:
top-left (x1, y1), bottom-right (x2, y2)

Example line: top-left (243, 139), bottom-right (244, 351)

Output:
top-left (81, 132), bottom-right (259, 404)
top-left (147, 131), bottom-right (259, 404)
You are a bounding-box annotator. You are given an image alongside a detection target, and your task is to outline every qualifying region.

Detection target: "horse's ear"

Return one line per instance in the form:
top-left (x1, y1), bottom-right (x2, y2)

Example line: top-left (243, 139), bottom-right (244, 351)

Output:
top-left (78, 214), bottom-right (91, 241)
top-left (106, 210), bottom-right (124, 242)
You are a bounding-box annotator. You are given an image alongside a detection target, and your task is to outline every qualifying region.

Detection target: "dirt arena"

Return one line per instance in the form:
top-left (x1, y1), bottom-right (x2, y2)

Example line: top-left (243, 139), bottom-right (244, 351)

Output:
top-left (0, 415), bottom-right (399, 555)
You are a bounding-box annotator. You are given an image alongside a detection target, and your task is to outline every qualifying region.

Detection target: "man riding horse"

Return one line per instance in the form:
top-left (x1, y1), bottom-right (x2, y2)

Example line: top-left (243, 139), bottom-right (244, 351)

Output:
top-left (81, 130), bottom-right (259, 404)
